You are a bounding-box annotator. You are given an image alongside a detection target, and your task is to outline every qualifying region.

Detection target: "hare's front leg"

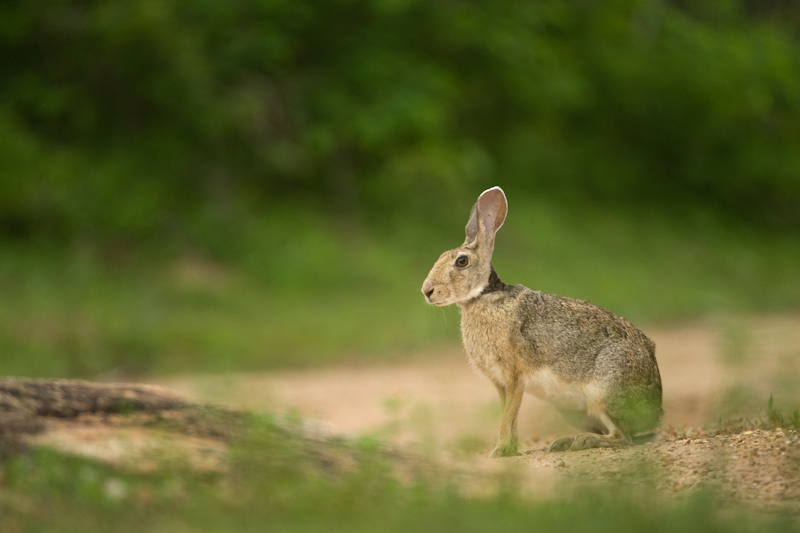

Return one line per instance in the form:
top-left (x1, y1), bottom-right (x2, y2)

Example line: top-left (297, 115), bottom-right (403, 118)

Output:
top-left (489, 378), bottom-right (524, 458)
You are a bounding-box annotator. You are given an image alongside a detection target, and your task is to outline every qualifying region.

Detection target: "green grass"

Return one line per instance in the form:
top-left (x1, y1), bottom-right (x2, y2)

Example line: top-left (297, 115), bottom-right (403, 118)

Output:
top-left (1, 416), bottom-right (796, 533)
top-left (765, 395), bottom-right (800, 430)
top-left (1, 202), bottom-right (799, 379)
top-left (717, 395), bottom-right (800, 432)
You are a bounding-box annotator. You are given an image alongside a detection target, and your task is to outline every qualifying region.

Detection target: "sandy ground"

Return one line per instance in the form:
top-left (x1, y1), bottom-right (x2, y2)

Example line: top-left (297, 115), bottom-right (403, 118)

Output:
top-left (14, 315), bottom-right (798, 509)
top-left (159, 315), bottom-right (800, 448)
top-left (153, 314), bottom-right (800, 508)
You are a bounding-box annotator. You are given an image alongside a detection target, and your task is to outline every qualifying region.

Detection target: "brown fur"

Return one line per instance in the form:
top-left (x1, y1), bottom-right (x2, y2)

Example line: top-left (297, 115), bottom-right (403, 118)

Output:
top-left (421, 187), bottom-right (662, 456)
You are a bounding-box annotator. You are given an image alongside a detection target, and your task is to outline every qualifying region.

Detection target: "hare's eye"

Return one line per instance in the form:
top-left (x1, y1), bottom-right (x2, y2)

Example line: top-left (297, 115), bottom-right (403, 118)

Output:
top-left (455, 255), bottom-right (469, 268)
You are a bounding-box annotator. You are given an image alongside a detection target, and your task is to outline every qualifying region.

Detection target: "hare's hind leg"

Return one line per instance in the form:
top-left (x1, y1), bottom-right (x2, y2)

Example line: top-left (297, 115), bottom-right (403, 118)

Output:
top-left (548, 411), bottom-right (631, 452)
top-left (555, 408), bottom-right (607, 434)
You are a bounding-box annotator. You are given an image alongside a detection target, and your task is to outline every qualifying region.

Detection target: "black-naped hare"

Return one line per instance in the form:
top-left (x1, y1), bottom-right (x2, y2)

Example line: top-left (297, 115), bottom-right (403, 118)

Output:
top-left (421, 187), bottom-right (662, 456)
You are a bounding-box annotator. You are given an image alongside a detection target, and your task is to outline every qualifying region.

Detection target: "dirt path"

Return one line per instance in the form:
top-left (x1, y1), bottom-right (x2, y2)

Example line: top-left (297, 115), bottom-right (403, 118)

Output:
top-left (155, 315), bottom-right (800, 507)
top-left (7, 316), bottom-right (798, 509)
top-left (159, 316), bottom-right (800, 448)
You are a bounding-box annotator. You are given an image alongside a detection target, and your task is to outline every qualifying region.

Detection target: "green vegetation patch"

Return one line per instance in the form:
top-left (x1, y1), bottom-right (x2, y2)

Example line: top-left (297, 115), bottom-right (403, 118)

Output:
top-left (2, 201), bottom-right (799, 379)
top-left (1, 416), bottom-right (795, 533)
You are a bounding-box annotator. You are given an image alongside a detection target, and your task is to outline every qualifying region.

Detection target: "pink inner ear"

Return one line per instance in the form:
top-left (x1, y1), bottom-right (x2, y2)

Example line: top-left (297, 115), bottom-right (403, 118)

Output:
top-left (478, 188), bottom-right (507, 235)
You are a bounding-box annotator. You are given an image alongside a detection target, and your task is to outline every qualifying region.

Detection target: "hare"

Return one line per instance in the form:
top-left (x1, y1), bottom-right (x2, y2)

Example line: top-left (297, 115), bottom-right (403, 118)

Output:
top-left (421, 187), bottom-right (662, 456)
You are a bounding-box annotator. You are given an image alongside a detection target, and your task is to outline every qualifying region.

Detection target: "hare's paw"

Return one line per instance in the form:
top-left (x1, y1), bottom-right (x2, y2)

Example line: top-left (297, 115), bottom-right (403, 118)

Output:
top-left (547, 436), bottom-right (575, 452)
top-left (569, 434), bottom-right (604, 451)
top-left (550, 433), bottom-right (630, 452)
top-left (489, 445), bottom-right (519, 458)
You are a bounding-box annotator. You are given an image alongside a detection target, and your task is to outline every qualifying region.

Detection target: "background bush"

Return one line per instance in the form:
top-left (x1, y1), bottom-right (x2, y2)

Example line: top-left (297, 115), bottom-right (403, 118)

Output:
top-left (2, 0), bottom-right (800, 378)
top-left (3, 0), bottom-right (800, 251)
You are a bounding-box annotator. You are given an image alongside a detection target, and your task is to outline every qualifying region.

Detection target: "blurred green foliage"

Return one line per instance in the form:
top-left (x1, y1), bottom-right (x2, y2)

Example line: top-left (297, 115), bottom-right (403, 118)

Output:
top-left (1, 418), bottom-right (793, 533)
top-left (2, 0), bottom-right (800, 251)
top-left (2, 207), bottom-right (799, 379)
top-left (2, 0), bottom-right (800, 378)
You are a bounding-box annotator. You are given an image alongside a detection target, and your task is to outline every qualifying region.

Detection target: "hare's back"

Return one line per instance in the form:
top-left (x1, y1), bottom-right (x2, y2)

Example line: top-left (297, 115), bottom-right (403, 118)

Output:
top-left (515, 289), bottom-right (656, 381)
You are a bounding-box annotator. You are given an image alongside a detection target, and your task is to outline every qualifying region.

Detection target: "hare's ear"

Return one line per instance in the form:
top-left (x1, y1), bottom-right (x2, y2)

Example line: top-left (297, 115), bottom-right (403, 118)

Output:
top-left (465, 203), bottom-right (479, 243)
top-left (475, 186), bottom-right (507, 249)
top-left (465, 187), bottom-right (507, 246)
top-left (477, 187), bottom-right (507, 235)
